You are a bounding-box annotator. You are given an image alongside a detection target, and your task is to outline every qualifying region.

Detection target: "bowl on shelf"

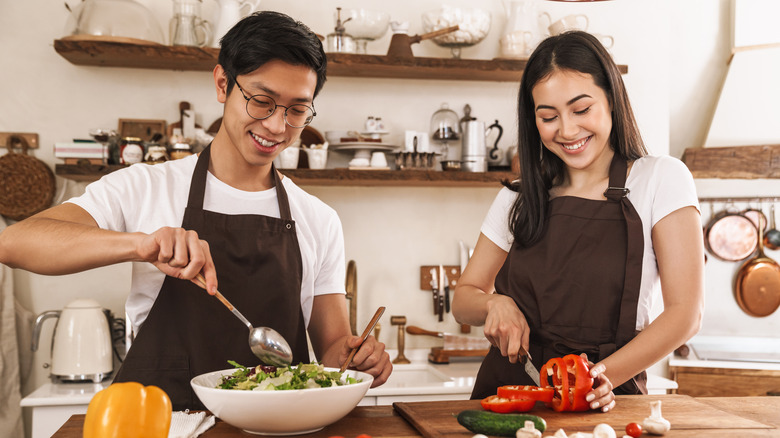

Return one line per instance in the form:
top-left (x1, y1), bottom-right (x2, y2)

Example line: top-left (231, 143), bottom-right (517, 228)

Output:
top-left (342, 9), bottom-right (391, 54)
top-left (191, 366), bottom-right (373, 435)
top-left (63, 0), bottom-right (165, 44)
top-left (422, 6), bottom-right (491, 58)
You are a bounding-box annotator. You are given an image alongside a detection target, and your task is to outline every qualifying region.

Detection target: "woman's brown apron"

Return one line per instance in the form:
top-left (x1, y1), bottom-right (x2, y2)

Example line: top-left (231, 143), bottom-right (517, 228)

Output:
top-left (114, 145), bottom-right (309, 410)
top-left (472, 154), bottom-right (647, 399)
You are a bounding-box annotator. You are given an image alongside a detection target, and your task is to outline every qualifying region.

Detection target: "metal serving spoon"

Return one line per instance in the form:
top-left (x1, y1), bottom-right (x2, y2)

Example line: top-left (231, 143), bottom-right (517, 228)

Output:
top-left (196, 274), bottom-right (293, 367)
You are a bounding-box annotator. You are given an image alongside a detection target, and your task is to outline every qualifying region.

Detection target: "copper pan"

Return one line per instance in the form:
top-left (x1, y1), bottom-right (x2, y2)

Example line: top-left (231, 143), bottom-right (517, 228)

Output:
top-left (734, 216), bottom-right (780, 317)
top-left (704, 203), bottom-right (757, 262)
top-left (742, 206), bottom-right (768, 233)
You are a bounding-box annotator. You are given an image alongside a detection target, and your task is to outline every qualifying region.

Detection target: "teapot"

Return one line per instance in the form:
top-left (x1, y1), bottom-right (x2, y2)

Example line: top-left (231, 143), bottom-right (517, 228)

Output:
top-left (211, 0), bottom-right (260, 47)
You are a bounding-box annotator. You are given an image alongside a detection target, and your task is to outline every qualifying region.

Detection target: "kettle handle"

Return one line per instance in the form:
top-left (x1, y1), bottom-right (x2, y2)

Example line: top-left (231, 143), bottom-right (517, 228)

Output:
top-left (487, 120), bottom-right (504, 160)
top-left (31, 310), bottom-right (61, 352)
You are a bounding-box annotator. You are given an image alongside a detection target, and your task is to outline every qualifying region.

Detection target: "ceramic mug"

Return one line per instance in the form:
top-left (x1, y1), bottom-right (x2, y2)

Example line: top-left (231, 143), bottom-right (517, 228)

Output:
top-left (548, 14), bottom-right (589, 35)
top-left (593, 33), bottom-right (614, 50)
top-left (370, 151), bottom-right (388, 168)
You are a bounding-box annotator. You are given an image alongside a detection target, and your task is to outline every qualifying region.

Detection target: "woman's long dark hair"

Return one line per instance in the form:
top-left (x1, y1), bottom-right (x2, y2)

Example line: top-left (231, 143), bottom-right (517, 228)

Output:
top-left (505, 31), bottom-right (647, 248)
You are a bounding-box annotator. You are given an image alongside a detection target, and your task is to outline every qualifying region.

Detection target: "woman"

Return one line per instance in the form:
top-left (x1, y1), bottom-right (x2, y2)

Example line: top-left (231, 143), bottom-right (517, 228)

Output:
top-left (452, 31), bottom-right (704, 412)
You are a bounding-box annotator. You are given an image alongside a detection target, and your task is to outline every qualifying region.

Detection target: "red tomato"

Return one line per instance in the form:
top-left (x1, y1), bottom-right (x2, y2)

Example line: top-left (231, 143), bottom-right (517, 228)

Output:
top-left (625, 422), bottom-right (642, 437)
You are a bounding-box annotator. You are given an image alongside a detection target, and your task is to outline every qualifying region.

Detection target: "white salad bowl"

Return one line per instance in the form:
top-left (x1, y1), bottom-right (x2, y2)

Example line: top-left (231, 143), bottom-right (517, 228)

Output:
top-left (191, 367), bottom-right (373, 435)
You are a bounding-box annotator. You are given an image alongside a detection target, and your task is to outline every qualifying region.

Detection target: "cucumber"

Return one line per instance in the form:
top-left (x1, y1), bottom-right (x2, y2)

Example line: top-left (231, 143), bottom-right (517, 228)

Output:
top-left (456, 409), bottom-right (547, 437)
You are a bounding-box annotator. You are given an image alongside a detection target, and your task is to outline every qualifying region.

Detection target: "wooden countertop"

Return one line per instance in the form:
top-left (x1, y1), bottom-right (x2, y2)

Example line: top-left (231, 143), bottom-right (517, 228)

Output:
top-left (52, 395), bottom-right (779, 437)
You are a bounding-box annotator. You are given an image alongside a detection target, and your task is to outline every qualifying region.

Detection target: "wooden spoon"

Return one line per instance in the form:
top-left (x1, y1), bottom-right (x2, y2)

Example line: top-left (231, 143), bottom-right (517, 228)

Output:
top-left (340, 306), bottom-right (386, 372)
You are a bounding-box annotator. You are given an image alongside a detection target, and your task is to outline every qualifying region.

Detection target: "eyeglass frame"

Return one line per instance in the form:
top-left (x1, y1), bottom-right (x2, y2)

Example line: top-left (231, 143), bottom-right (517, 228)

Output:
top-left (228, 73), bottom-right (317, 128)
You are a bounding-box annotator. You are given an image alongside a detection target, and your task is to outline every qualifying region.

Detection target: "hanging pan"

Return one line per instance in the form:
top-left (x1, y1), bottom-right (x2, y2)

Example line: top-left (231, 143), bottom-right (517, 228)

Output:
top-left (704, 201), bottom-right (757, 262)
top-left (734, 215), bottom-right (780, 317)
top-left (742, 201), bottom-right (768, 233)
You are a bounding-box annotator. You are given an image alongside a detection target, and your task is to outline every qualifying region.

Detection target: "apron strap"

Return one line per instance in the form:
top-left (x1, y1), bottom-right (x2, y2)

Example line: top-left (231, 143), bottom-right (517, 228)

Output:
top-left (603, 155), bottom-right (644, 348)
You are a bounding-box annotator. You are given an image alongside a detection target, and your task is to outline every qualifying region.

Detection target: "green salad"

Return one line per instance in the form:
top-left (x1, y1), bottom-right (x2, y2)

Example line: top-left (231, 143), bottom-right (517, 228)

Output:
top-left (217, 360), bottom-right (362, 391)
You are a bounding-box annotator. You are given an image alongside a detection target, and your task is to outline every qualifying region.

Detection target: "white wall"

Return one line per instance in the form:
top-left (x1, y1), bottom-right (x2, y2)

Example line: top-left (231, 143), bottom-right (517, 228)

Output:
top-left (2, 0), bottom-right (779, 423)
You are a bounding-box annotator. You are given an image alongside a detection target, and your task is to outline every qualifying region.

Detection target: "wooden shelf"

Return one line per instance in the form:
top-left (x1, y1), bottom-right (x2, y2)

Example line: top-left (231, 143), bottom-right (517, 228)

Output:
top-left (682, 144), bottom-right (780, 179)
top-left (55, 164), bottom-right (514, 187)
top-left (53, 38), bottom-right (627, 82)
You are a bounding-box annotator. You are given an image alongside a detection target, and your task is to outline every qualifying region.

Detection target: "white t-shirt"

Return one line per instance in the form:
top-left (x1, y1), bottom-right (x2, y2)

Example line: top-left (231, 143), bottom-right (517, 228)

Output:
top-left (67, 154), bottom-right (346, 333)
top-left (480, 155), bottom-right (700, 330)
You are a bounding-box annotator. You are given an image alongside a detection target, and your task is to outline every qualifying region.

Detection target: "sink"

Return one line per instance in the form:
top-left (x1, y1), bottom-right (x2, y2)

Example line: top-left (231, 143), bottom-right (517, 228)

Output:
top-left (364, 363), bottom-right (476, 397)
top-left (690, 335), bottom-right (780, 363)
top-left (381, 364), bottom-right (453, 388)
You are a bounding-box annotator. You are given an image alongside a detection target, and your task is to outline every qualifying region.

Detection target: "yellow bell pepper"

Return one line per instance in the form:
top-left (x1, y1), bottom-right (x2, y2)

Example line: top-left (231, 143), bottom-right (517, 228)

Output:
top-left (83, 382), bottom-right (172, 438)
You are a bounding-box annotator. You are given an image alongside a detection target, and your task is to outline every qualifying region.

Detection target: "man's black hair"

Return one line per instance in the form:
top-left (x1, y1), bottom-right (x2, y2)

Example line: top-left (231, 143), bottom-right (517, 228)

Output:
top-left (218, 11), bottom-right (327, 97)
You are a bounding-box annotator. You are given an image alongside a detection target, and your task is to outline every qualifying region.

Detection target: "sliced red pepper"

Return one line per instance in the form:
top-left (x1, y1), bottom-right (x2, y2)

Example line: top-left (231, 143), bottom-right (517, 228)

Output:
top-left (540, 354), bottom-right (595, 412)
top-left (563, 354), bottom-right (594, 411)
top-left (480, 395), bottom-right (536, 413)
top-left (540, 357), bottom-right (570, 412)
top-left (497, 385), bottom-right (554, 403)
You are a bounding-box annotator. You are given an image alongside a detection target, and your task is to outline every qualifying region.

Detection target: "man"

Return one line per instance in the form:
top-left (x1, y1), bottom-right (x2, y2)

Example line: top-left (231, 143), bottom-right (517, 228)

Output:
top-left (0, 11), bottom-right (391, 410)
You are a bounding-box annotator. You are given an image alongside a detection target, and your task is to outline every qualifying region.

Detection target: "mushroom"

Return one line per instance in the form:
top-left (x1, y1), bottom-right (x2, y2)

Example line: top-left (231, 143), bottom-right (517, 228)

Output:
top-left (516, 420), bottom-right (542, 438)
top-left (593, 424), bottom-right (617, 438)
top-left (642, 400), bottom-right (671, 435)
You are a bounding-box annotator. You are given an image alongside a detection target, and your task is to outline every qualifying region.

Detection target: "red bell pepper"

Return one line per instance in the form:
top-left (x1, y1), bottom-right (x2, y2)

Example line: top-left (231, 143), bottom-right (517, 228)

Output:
top-left (480, 395), bottom-right (536, 413)
top-left (497, 385), bottom-right (554, 403)
top-left (540, 354), bottom-right (594, 412)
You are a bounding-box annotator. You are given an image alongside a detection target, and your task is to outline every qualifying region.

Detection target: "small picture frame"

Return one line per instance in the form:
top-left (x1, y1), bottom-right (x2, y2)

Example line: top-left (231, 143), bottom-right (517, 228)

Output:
top-left (117, 119), bottom-right (167, 142)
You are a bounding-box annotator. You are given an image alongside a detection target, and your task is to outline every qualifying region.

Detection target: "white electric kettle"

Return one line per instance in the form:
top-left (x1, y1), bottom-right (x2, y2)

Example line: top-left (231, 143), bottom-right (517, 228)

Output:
top-left (32, 298), bottom-right (113, 383)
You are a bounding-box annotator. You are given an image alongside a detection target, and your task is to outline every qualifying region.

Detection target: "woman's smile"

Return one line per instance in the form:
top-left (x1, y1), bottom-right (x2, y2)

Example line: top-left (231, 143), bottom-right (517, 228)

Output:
top-left (560, 135), bottom-right (592, 152)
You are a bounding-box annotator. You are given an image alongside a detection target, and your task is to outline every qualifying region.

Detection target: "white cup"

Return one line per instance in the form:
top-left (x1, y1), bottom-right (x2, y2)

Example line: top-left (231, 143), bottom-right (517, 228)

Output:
top-left (276, 147), bottom-right (300, 169)
top-left (593, 33), bottom-right (614, 50)
top-left (548, 14), bottom-right (589, 35)
top-left (307, 148), bottom-right (328, 169)
top-left (370, 151), bottom-right (388, 168)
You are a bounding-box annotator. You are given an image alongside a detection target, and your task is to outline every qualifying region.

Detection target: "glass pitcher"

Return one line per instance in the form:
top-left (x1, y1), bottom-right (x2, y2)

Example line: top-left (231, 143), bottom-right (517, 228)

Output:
top-left (500, 0), bottom-right (551, 58)
top-left (170, 0), bottom-right (212, 47)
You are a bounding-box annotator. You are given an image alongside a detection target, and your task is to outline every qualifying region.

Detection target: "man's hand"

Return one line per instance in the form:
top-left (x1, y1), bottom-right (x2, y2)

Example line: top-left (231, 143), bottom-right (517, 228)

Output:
top-left (136, 227), bottom-right (218, 294)
top-left (338, 335), bottom-right (392, 387)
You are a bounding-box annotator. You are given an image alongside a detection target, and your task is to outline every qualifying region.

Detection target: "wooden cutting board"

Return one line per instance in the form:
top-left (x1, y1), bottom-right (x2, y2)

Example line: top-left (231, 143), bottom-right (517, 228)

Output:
top-left (393, 395), bottom-right (774, 437)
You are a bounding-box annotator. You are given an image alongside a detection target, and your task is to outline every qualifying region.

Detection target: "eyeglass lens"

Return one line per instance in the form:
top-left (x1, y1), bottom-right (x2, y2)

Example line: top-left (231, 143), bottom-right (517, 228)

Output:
top-left (246, 95), bottom-right (314, 128)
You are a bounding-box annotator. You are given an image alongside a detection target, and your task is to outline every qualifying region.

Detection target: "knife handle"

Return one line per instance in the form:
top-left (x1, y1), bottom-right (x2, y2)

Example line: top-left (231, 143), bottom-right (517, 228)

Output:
top-left (444, 286), bottom-right (450, 313)
top-left (406, 325), bottom-right (443, 338)
top-left (432, 288), bottom-right (439, 315)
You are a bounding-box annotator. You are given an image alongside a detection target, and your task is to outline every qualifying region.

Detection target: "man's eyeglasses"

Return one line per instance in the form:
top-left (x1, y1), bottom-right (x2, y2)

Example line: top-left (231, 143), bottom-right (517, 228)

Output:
top-left (231, 76), bottom-right (316, 128)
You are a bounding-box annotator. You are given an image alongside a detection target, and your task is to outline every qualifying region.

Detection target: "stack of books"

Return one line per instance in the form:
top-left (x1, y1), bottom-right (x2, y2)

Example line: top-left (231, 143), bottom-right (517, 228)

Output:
top-left (54, 139), bottom-right (108, 165)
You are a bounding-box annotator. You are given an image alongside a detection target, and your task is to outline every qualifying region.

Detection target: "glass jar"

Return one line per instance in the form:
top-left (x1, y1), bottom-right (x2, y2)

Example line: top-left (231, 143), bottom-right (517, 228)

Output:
top-left (144, 144), bottom-right (169, 164)
top-left (120, 137), bottom-right (144, 165)
top-left (170, 142), bottom-right (193, 160)
top-left (430, 103), bottom-right (460, 141)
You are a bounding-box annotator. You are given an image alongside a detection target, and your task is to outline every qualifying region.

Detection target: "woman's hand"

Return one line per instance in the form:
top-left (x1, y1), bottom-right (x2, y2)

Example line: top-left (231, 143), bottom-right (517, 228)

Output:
top-left (581, 353), bottom-right (615, 412)
top-left (483, 294), bottom-right (530, 364)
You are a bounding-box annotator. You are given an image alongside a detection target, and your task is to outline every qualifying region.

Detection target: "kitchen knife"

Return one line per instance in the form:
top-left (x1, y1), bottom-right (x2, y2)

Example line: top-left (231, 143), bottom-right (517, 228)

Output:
top-left (520, 346), bottom-right (540, 386)
top-left (442, 267), bottom-right (451, 313)
top-left (437, 265), bottom-right (445, 321)
top-left (429, 267), bottom-right (439, 315)
top-left (406, 326), bottom-right (491, 350)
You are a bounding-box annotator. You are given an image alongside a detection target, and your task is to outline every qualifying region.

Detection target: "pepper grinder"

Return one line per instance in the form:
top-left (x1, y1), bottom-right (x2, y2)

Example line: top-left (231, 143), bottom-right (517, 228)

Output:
top-left (390, 316), bottom-right (411, 364)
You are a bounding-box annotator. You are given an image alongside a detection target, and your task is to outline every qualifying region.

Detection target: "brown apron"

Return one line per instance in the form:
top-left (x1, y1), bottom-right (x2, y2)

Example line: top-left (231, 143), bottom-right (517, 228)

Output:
top-left (114, 145), bottom-right (309, 410)
top-left (472, 154), bottom-right (647, 399)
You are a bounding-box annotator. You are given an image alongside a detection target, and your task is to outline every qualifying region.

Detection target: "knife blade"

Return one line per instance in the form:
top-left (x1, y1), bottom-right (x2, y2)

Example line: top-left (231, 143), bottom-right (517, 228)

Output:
top-left (520, 347), bottom-right (540, 386)
top-left (429, 267), bottom-right (439, 315)
top-left (437, 265), bottom-right (445, 321)
top-left (442, 267), bottom-right (451, 313)
top-left (406, 326), bottom-right (491, 350)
